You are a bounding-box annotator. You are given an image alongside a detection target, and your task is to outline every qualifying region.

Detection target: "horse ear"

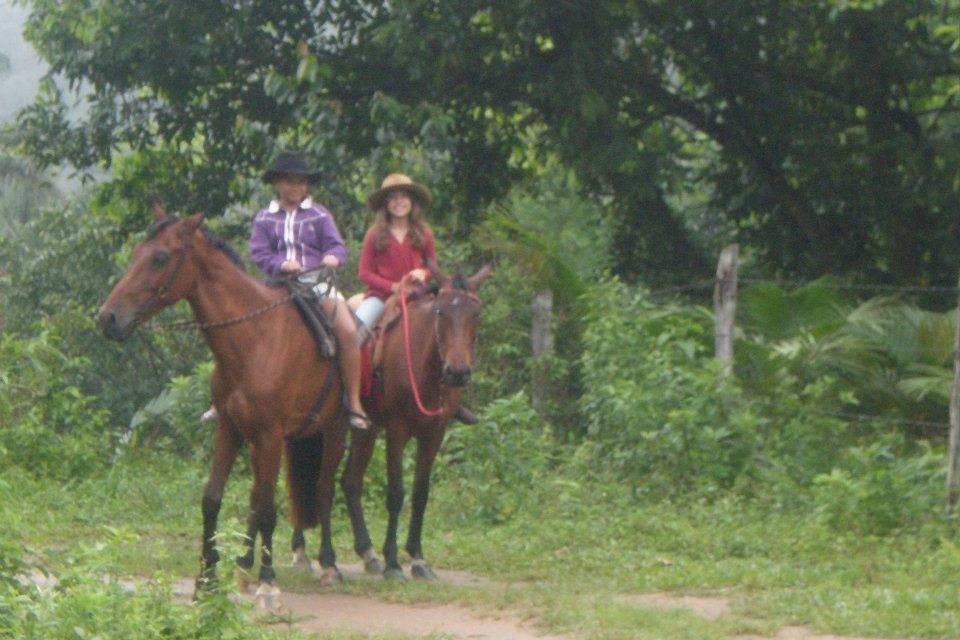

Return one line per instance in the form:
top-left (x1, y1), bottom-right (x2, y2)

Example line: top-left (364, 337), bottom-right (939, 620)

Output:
top-left (179, 213), bottom-right (205, 238)
top-left (151, 200), bottom-right (167, 221)
top-left (466, 263), bottom-right (493, 291)
top-left (185, 213), bottom-right (205, 229)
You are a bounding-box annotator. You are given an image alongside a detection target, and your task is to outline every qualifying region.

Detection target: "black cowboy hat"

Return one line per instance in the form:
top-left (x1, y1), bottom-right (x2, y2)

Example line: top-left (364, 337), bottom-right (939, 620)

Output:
top-left (261, 151), bottom-right (323, 184)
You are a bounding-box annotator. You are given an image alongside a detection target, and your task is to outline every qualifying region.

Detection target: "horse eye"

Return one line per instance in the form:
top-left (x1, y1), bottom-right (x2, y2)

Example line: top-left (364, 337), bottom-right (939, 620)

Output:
top-left (152, 251), bottom-right (170, 267)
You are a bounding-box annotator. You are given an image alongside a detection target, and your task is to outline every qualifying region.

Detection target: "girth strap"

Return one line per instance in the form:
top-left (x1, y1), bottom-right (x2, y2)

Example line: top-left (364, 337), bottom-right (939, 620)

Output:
top-left (286, 357), bottom-right (338, 441)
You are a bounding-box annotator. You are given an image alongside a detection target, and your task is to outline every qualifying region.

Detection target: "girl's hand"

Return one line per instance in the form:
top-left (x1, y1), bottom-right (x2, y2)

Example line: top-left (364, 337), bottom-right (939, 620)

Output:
top-left (409, 268), bottom-right (428, 283)
top-left (281, 260), bottom-right (303, 274)
top-left (321, 255), bottom-right (340, 268)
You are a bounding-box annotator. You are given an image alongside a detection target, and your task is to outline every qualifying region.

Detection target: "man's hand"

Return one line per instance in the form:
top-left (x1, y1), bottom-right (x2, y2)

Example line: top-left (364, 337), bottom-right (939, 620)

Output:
top-left (409, 268), bottom-right (428, 283)
top-left (280, 260), bottom-right (303, 274)
top-left (321, 255), bottom-right (340, 268)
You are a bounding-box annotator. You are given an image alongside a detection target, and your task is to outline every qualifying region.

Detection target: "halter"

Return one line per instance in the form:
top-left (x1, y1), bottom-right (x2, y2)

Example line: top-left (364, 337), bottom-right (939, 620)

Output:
top-left (135, 232), bottom-right (194, 323)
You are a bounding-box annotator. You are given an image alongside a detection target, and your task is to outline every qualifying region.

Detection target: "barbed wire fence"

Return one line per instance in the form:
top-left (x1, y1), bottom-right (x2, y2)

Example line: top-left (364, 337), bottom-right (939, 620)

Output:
top-left (658, 244), bottom-right (960, 518)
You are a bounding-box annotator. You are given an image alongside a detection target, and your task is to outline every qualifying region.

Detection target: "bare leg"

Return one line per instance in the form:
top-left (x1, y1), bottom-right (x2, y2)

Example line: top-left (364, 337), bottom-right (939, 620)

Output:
top-left (322, 297), bottom-right (369, 428)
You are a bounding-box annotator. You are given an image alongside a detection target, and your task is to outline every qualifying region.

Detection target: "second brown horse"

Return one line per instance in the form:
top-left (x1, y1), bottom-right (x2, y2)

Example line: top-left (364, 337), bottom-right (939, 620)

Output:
top-left (294, 266), bottom-right (491, 579)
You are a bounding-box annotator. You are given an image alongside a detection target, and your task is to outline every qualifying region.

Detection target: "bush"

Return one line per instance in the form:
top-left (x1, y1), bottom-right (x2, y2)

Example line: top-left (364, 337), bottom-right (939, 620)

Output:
top-left (0, 333), bottom-right (113, 480)
top-left (812, 434), bottom-right (944, 536)
top-left (579, 279), bottom-right (761, 495)
top-left (126, 360), bottom-right (214, 459)
top-left (440, 392), bottom-right (554, 523)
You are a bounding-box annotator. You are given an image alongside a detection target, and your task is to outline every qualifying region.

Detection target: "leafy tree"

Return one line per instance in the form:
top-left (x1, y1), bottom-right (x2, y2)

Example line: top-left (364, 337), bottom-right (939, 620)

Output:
top-left (13, 0), bottom-right (960, 286)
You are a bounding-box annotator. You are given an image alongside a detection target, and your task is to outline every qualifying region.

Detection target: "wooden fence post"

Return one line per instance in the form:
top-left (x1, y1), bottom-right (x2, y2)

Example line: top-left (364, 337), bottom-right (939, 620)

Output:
top-left (714, 244), bottom-right (740, 377)
top-left (531, 289), bottom-right (554, 417)
top-left (946, 274), bottom-right (960, 517)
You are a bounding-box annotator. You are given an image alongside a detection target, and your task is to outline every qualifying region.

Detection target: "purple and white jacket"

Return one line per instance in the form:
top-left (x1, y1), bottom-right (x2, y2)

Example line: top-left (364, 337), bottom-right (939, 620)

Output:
top-left (248, 197), bottom-right (349, 278)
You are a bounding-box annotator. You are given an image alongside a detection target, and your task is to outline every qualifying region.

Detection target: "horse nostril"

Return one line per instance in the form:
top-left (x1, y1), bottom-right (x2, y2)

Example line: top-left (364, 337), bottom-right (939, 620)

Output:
top-left (98, 310), bottom-right (127, 340)
top-left (442, 366), bottom-right (471, 387)
top-left (98, 311), bottom-right (115, 332)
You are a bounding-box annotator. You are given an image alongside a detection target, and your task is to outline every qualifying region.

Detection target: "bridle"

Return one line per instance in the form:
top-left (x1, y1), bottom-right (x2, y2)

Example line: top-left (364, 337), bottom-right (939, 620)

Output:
top-left (399, 277), bottom-right (481, 417)
top-left (134, 233), bottom-right (194, 324)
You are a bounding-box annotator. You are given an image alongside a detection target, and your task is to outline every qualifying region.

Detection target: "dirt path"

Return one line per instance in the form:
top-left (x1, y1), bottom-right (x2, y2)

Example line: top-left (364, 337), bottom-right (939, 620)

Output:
top-left (24, 565), bottom-right (888, 640)
top-left (174, 563), bottom-right (565, 640)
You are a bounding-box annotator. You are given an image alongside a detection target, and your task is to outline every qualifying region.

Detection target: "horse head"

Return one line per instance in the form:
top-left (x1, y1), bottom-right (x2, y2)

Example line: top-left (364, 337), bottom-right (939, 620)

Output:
top-left (97, 211), bottom-right (205, 340)
top-left (431, 264), bottom-right (492, 387)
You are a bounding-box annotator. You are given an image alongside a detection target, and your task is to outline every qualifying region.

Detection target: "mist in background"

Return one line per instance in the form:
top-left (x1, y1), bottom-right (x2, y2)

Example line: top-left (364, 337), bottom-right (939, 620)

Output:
top-left (0, 2), bottom-right (44, 124)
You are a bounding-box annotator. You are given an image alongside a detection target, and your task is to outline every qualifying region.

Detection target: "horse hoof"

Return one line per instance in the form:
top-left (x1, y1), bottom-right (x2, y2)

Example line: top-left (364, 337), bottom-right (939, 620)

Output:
top-left (234, 566), bottom-right (253, 594)
top-left (383, 567), bottom-right (407, 582)
top-left (410, 560), bottom-right (437, 581)
top-left (291, 547), bottom-right (312, 570)
top-left (362, 549), bottom-right (385, 575)
top-left (317, 565), bottom-right (343, 587)
top-left (254, 582), bottom-right (283, 613)
top-left (193, 573), bottom-right (217, 599)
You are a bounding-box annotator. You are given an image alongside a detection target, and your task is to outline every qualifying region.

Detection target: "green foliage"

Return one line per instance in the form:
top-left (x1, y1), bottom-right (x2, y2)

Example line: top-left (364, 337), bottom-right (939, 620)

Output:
top-left (439, 392), bottom-right (554, 523)
top-left (739, 288), bottom-right (956, 428)
top-left (127, 361), bottom-right (214, 460)
top-left (812, 435), bottom-right (945, 535)
top-left (0, 332), bottom-right (112, 480)
top-left (17, 0), bottom-right (960, 285)
top-left (0, 562), bottom-right (291, 640)
top-left (0, 189), bottom-right (208, 425)
top-left (580, 279), bottom-right (762, 495)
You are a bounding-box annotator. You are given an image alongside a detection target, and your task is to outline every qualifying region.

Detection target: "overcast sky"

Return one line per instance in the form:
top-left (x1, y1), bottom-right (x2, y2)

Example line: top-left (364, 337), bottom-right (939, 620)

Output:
top-left (0, 1), bottom-right (45, 124)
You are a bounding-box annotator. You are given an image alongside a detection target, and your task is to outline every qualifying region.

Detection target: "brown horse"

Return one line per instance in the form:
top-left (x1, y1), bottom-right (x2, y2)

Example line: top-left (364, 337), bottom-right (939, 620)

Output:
top-left (97, 212), bottom-right (350, 606)
top-left (293, 265), bottom-right (492, 579)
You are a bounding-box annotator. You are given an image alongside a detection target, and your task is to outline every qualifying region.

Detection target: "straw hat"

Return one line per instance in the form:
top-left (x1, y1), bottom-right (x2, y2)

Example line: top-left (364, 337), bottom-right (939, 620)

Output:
top-left (367, 173), bottom-right (432, 211)
top-left (261, 151), bottom-right (322, 184)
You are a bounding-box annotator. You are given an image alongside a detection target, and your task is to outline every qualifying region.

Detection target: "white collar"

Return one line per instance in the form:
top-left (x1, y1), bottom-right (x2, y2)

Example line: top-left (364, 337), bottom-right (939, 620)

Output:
top-left (268, 197), bottom-right (313, 214)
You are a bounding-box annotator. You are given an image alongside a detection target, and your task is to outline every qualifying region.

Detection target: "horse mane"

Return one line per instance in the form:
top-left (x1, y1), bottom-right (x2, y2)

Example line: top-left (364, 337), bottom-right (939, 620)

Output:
top-left (146, 215), bottom-right (244, 268)
top-left (450, 273), bottom-right (469, 291)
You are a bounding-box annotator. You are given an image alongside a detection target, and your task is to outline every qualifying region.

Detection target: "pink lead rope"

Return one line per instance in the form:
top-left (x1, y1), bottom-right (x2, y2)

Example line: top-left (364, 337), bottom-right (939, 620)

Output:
top-left (399, 277), bottom-right (445, 417)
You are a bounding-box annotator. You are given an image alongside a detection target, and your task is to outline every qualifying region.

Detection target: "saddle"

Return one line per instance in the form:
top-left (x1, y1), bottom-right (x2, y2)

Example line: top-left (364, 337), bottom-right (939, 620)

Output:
top-left (283, 278), bottom-right (337, 359)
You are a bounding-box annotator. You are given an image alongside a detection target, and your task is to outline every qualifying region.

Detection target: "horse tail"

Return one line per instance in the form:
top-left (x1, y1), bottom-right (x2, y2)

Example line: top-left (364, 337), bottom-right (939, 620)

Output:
top-left (285, 435), bottom-right (323, 530)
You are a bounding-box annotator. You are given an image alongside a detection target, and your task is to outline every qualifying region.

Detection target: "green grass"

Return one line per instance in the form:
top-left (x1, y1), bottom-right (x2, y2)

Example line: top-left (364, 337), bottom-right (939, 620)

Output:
top-left (3, 452), bottom-right (959, 639)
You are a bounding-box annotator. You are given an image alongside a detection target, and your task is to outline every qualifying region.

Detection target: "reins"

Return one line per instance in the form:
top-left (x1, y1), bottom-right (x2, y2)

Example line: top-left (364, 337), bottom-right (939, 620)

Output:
top-left (399, 279), bottom-right (445, 417)
top-left (146, 294), bottom-right (295, 332)
top-left (145, 265), bottom-right (336, 333)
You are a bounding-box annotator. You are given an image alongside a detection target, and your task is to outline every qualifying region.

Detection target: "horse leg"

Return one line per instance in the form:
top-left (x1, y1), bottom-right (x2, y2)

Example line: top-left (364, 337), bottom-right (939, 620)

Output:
top-left (340, 428), bottom-right (383, 574)
top-left (315, 428), bottom-right (346, 586)
top-left (233, 441), bottom-right (261, 592)
top-left (291, 528), bottom-right (310, 568)
top-left (195, 420), bottom-right (241, 594)
top-left (406, 431), bottom-right (444, 581)
top-left (382, 427), bottom-right (408, 580)
top-left (247, 433), bottom-right (283, 610)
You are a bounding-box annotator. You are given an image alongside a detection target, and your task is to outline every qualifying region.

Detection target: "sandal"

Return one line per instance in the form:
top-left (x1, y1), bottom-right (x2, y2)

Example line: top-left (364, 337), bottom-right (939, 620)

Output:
top-left (346, 409), bottom-right (372, 432)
